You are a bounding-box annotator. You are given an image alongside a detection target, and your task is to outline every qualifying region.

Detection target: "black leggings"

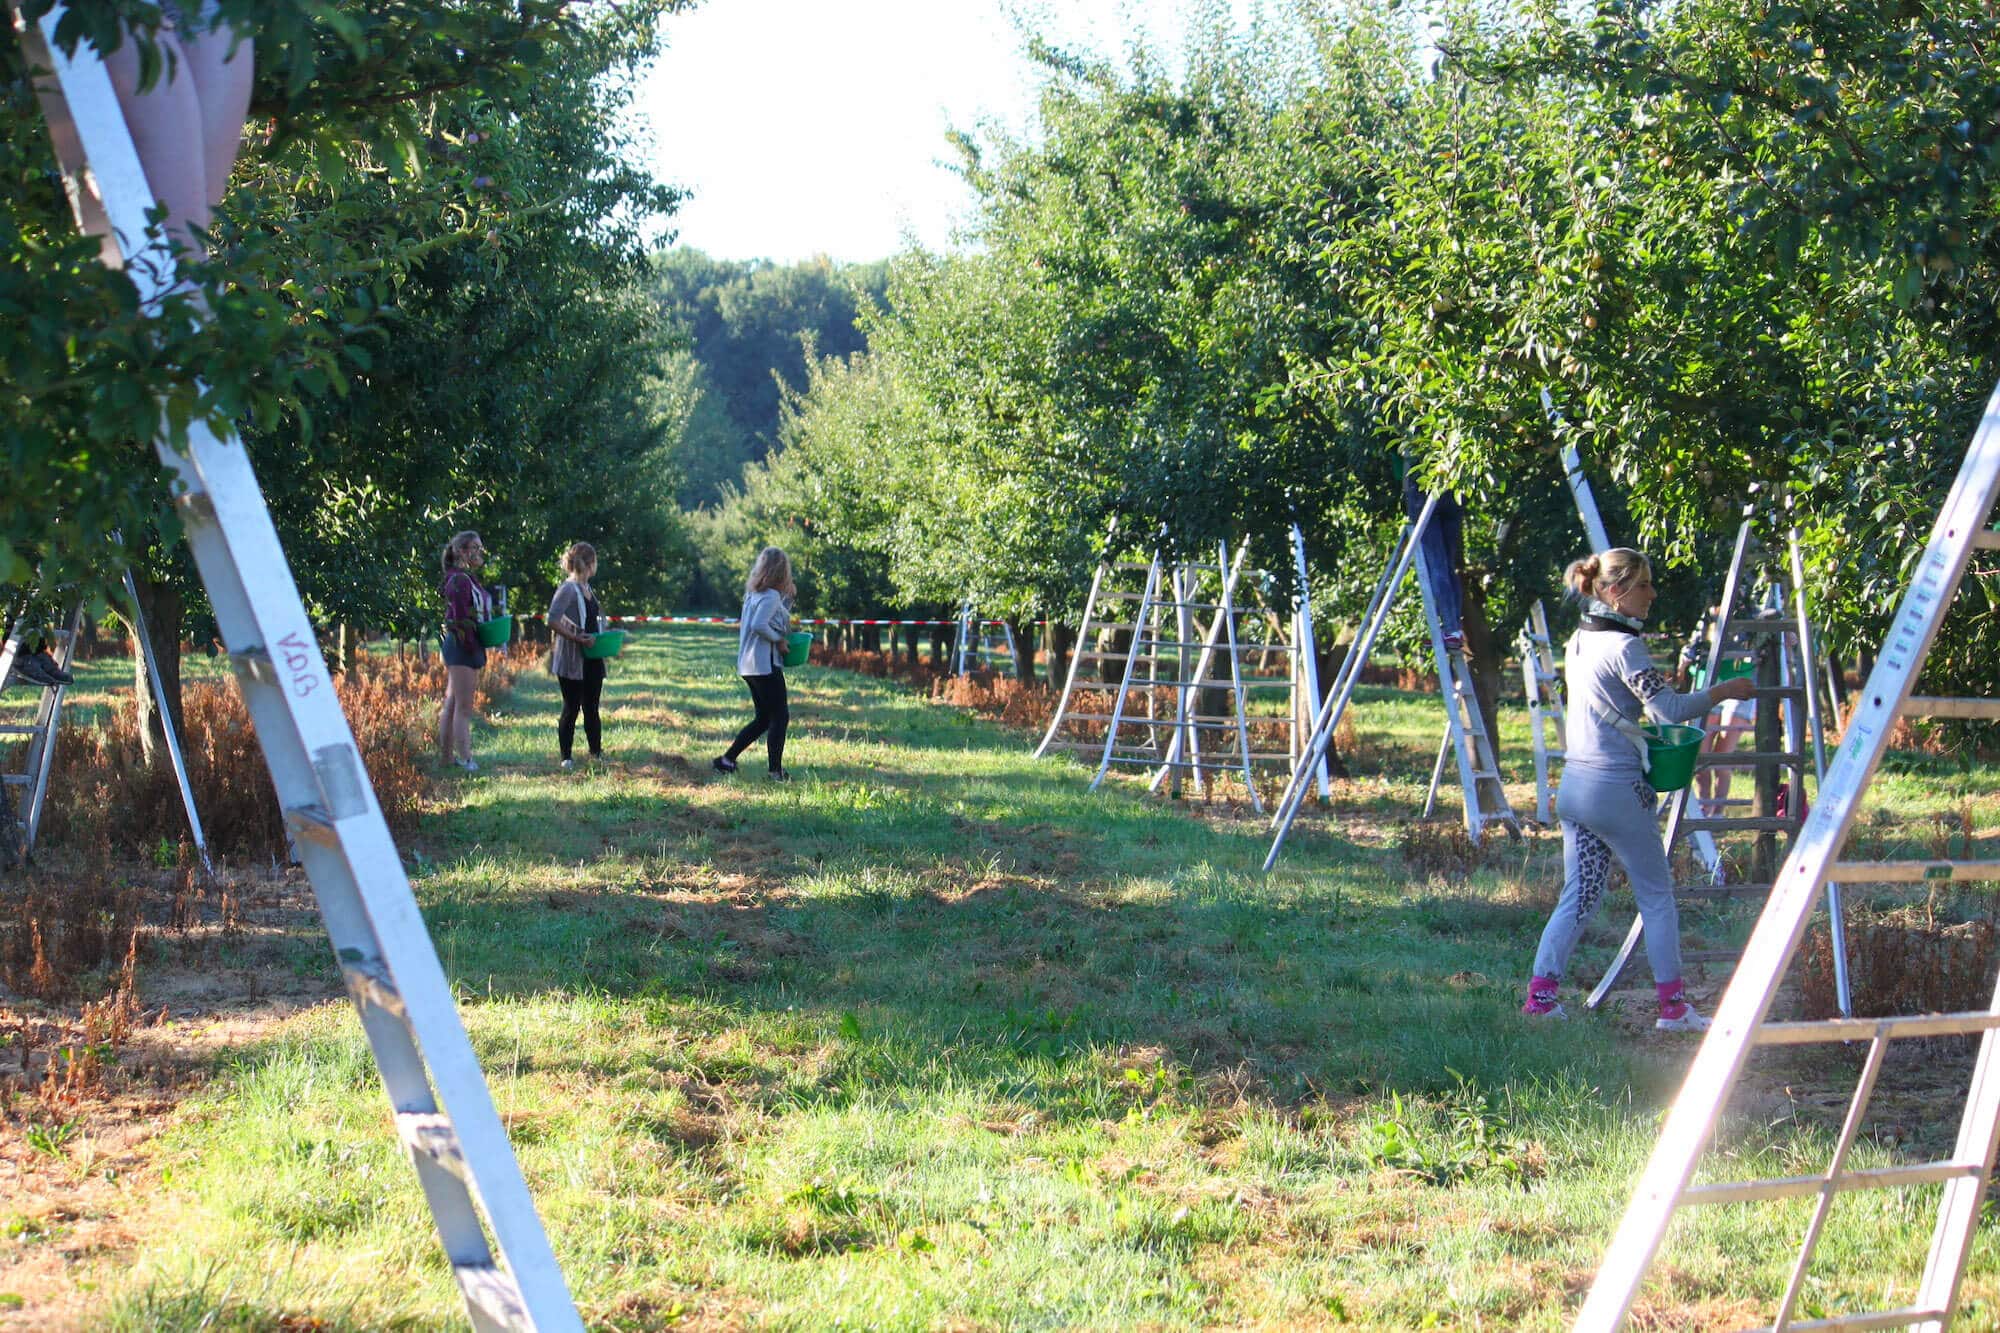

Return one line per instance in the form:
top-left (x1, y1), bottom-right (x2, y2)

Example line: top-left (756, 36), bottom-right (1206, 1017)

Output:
top-left (725, 669), bottom-right (788, 771)
top-left (557, 670), bottom-right (604, 760)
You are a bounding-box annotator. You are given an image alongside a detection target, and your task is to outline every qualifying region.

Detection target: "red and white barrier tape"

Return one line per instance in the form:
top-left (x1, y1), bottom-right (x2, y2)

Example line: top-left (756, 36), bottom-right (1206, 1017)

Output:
top-left (512, 613), bottom-right (1019, 628)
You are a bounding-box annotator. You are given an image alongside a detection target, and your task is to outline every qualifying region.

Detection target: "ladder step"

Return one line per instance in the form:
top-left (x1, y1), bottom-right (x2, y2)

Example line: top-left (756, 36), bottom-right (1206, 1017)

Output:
top-left (1767, 1307), bottom-right (1952, 1332)
top-left (1732, 616), bottom-right (1800, 634)
top-left (397, 1110), bottom-right (468, 1182)
top-left (1111, 562), bottom-right (1155, 571)
top-left (1109, 757), bottom-right (1237, 769)
top-left (455, 1262), bottom-right (531, 1329)
top-left (1681, 817), bottom-right (1802, 833)
top-left (1975, 529), bottom-right (2000, 550)
top-left (1827, 859), bottom-right (2000, 883)
top-left (1677, 882), bottom-right (1773, 900)
top-left (1753, 1010), bottom-right (2000, 1047)
top-left (1902, 695), bottom-right (2000, 720)
top-left (1694, 751), bottom-right (1804, 768)
top-left (0, 775), bottom-right (29, 786)
top-left (1683, 1159), bottom-right (1981, 1207)
top-left (1750, 685), bottom-right (1806, 700)
top-left (0, 724), bottom-right (44, 735)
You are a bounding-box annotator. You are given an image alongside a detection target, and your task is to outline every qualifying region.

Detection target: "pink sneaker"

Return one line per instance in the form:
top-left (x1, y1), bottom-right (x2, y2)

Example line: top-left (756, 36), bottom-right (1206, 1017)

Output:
top-left (1523, 978), bottom-right (1566, 1020)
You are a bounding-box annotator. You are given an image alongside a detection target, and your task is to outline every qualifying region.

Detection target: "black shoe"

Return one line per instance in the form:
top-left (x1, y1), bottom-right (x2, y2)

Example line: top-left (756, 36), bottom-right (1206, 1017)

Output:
top-left (14, 653), bottom-right (60, 688)
top-left (767, 768), bottom-right (791, 782)
top-left (712, 756), bottom-right (738, 774)
top-left (36, 653), bottom-right (73, 685)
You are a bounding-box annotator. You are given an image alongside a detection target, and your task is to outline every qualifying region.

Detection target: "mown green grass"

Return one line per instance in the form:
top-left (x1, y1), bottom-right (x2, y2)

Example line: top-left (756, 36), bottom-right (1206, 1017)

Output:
top-left (63, 627), bottom-right (2000, 1327)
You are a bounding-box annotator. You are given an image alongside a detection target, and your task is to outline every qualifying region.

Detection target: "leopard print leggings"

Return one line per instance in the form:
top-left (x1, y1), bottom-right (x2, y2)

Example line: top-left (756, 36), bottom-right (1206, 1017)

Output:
top-left (1531, 769), bottom-right (1684, 987)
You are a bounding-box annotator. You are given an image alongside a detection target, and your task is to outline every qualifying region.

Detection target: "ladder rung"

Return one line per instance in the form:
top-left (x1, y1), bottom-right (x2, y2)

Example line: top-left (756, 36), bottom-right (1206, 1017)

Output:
top-left (1677, 882), bottom-right (1773, 900)
top-left (1732, 616), bottom-right (1800, 634)
top-left (1095, 592), bottom-right (1148, 601)
top-left (1111, 562), bottom-right (1155, 571)
top-left (1902, 696), bottom-right (2000, 720)
top-left (1975, 529), bottom-right (2000, 550)
top-left (1750, 685), bottom-right (1806, 700)
top-left (1694, 751), bottom-right (1804, 768)
top-left (1766, 1307), bottom-right (1952, 1332)
top-left (1682, 1159), bottom-right (1981, 1207)
top-left (1681, 817), bottom-right (1801, 833)
top-left (1132, 640), bottom-right (1210, 652)
top-left (455, 1262), bottom-right (531, 1328)
top-left (340, 957), bottom-right (408, 1022)
top-left (397, 1110), bottom-right (468, 1182)
top-left (0, 724), bottom-right (43, 735)
top-left (0, 775), bottom-right (29, 786)
top-left (1827, 859), bottom-right (2000, 883)
top-left (1753, 1010), bottom-right (2000, 1047)
top-left (1039, 741), bottom-right (1108, 751)
top-left (1109, 757), bottom-right (1235, 769)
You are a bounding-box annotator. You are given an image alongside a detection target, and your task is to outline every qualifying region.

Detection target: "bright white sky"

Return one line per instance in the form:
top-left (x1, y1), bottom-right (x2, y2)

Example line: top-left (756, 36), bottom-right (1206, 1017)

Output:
top-left (638, 0), bottom-right (1257, 265)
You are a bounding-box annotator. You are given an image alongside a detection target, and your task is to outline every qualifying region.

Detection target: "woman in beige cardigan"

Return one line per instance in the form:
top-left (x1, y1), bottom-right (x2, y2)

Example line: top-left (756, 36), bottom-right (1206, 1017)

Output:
top-left (547, 542), bottom-right (605, 770)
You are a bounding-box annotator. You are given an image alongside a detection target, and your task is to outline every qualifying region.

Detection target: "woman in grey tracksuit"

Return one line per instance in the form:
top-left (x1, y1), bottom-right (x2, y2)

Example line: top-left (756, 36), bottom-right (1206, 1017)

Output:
top-left (713, 545), bottom-right (797, 780)
top-left (1523, 548), bottom-right (1756, 1030)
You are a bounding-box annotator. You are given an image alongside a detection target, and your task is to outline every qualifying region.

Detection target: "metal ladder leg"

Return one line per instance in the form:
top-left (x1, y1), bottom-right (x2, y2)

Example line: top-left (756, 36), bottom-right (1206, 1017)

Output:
top-left (21, 9), bottom-right (581, 1325)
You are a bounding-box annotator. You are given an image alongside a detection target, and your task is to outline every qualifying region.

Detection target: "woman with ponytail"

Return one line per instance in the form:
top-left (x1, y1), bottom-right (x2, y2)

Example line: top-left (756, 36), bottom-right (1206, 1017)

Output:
top-left (1522, 549), bottom-right (1755, 1029)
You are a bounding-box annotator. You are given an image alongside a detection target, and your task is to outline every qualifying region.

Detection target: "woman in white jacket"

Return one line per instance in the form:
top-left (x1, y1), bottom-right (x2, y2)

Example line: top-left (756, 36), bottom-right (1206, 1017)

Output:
top-left (713, 546), bottom-right (796, 780)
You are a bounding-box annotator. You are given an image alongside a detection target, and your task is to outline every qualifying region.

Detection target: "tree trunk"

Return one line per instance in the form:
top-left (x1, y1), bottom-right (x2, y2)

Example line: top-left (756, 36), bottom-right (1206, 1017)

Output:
top-left (1754, 639), bottom-right (1782, 881)
top-left (1010, 619), bottom-right (1035, 684)
top-left (1313, 643), bottom-right (1351, 779)
top-left (931, 622), bottom-right (949, 668)
top-left (1460, 575), bottom-right (1505, 764)
top-left (127, 574), bottom-right (185, 771)
top-left (1099, 626), bottom-right (1129, 684)
top-left (863, 624), bottom-right (881, 654)
top-left (1049, 623), bottom-right (1075, 688)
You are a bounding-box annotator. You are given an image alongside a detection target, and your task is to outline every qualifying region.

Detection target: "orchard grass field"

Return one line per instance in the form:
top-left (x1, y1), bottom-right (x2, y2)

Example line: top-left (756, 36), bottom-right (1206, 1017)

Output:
top-left (7, 625), bottom-right (2000, 1330)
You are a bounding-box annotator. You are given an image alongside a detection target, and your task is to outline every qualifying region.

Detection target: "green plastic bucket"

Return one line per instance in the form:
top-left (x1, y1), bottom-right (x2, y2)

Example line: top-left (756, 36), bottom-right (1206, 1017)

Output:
top-left (474, 614), bottom-right (513, 647)
top-left (1643, 723), bottom-right (1704, 792)
top-left (783, 631), bottom-right (813, 668)
top-left (581, 628), bottom-right (626, 660)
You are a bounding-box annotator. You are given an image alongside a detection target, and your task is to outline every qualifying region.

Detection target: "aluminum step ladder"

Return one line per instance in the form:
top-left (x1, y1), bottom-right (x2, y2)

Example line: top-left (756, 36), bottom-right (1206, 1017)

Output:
top-left (1097, 540), bottom-right (1263, 807)
top-left (1035, 534), bottom-right (1160, 761)
top-left (1269, 495), bottom-right (1437, 869)
top-left (952, 600), bottom-right (1017, 676)
top-left (19, 9), bottom-right (579, 1327)
top-left (1519, 601), bottom-right (1566, 825)
top-left (1578, 388), bottom-right (2000, 1333)
top-left (1415, 540), bottom-right (1521, 843)
top-left (1, 581), bottom-right (213, 871)
top-left (0, 603), bottom-right (80, 868)
top-left (1583, 511), bottom-right (1845, 1017)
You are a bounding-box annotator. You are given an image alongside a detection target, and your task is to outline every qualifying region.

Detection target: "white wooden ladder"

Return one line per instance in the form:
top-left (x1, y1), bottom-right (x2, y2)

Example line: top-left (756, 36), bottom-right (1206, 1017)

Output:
top-left (1577, 390), bottom-right (2000, 1332)
top-left (18, 7), bottom-right (579, 1328)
